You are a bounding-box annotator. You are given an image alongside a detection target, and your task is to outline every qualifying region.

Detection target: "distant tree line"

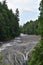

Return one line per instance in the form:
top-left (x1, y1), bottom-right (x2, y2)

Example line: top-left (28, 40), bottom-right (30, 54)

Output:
top-left (20, 20), bottom-right (39, 35)
top-left (0, 0), bottom-right (20, 41)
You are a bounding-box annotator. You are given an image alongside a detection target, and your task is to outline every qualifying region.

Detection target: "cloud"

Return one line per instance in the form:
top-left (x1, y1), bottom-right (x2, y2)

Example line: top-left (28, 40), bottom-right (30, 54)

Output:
top-left (0, 0), bottom-right (41, 13)
top-left (6, 0), bottom-right (41, 13)
top-left (20, 10), bottom-right (39, 25)
top-left (0, 0), bottom-right (41, 25)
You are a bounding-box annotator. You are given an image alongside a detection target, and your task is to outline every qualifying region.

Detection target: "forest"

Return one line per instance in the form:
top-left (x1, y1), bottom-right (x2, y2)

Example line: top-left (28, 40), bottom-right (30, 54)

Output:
top-left (0, 0), bottom-right (43, 65)
top-left (0, 0), bottom-right (20, 42)
top-left (20, 20), bottom-right (39, 35)
top-left (28, 0), bottom-right (43, 65)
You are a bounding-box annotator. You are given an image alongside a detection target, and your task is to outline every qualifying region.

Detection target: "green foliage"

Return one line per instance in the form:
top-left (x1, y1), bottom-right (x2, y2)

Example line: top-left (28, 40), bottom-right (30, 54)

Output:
top-left (28, 40), bottom-right (43, 65)
top-left (19, 26), bottom-right (23, 33)
top-left (28, 0), bottom-right (43, 65)
top-left (0, 55), bottom-right (3, 63)
top-left (0, 55), bottom-right (3, 61)
top-left (20, 20), bottom-right (39, 35)
top-left (38, 0), bottom-right (43, 38)
top-left (0, 0), bottom-right (20, 41)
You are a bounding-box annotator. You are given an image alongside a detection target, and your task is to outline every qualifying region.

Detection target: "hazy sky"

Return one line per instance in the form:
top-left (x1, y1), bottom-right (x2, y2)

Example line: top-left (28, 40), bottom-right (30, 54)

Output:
top-left (0, 0), bottom-right (41, 25)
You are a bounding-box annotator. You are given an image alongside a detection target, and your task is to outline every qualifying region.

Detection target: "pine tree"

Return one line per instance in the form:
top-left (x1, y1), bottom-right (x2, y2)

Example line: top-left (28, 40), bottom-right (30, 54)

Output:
top-left (28, 0), bottom-right (43, 65)
top-left (39, 0), bottom-right (43, 39)
top-left (0, 0), bottom-right (20, 41)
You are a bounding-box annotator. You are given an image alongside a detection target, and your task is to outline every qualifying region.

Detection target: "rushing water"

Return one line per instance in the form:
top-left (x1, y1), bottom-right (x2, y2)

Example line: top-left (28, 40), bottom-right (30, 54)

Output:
top-left (0, 34), bottom-right (40, 65)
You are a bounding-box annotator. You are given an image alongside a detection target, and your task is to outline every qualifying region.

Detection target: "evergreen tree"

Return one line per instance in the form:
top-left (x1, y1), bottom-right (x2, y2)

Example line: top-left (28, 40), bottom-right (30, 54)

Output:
top-left (38, 0), bottom-right (43, 39)
top-left (20, 20), bottom-right (39, 35)
top-left (0, 0), bottom-right (20, 41)
top-left (28, 0), bottom-right (43, 65)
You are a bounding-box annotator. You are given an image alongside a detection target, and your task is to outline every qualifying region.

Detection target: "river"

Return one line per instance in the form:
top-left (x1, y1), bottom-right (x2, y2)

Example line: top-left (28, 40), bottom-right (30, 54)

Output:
top-left (0, 34), bottom-right (40, 65)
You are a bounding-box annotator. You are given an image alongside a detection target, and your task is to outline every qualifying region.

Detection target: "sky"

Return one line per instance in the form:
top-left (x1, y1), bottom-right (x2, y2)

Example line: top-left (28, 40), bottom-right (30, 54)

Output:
top-left (0, 0), bottom-right (41, 25)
